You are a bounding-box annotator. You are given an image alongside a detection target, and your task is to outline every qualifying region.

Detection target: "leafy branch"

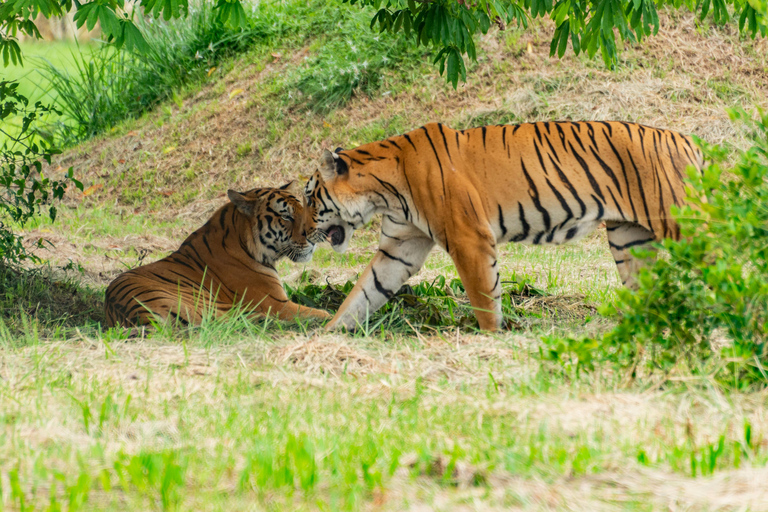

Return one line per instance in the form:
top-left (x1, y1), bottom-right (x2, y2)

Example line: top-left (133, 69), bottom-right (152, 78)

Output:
top-left (1, 80), bottom-right (83, 263)
top-left (343, 0), bottom-right (767, 86)
top-left (0, 0), bottom-right (251, 67)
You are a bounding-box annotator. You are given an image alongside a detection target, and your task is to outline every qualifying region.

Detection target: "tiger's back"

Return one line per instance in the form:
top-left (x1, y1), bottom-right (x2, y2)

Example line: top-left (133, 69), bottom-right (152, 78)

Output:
top-left (104, 239), bottom-right (237, 327)
top-left (452, 121), bottom-right (702, 244)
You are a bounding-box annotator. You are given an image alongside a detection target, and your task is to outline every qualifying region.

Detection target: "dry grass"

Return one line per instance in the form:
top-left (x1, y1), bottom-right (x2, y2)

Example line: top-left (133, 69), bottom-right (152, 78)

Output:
top-left (271, 339), bottom-right (390, 377)
top-left (380, 464), bottom-right (768, 511)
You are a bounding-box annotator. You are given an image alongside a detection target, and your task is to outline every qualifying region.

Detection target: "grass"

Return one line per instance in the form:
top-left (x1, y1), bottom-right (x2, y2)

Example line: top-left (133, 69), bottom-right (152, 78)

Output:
top-left (2, 2), bottom-right (768, 510)
top-left (3, 41), bottom-right (92, 103)
top-left (2, 310), bottom-right (767, 510)
top-left (2, 224), bottom-right (765, 509)
top-left (0, 263), bottom-right (104, 338)
top-left (27, 0), bottom-right (424, 146)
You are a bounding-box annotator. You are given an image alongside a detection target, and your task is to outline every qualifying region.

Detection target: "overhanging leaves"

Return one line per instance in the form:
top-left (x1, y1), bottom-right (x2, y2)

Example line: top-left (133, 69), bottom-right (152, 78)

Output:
top-left (345, 0), bottom-right (767, 87)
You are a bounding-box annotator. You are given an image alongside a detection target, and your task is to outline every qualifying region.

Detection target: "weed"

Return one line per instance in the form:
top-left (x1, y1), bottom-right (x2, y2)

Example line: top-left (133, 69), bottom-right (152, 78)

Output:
top-left (287, 274), bottom-right (556, 333)
top-left (236, 142), bottom-right (252, 157)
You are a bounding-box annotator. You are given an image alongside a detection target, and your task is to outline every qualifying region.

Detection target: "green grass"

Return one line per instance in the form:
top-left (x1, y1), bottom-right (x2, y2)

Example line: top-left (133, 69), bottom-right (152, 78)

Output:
top-left (3, 215), bottom-right (765, 509)
top-left (3, 41), bottom-right (94, 104)
top-left (1, 306), bottom-right (766, 510)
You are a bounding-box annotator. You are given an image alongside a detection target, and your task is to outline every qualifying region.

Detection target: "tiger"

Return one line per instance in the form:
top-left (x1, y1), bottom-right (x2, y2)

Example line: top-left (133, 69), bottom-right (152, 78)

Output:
top-left (304, 121), bottom-right (704, 332)
top-left (104, 182), bottom-right (331, 327)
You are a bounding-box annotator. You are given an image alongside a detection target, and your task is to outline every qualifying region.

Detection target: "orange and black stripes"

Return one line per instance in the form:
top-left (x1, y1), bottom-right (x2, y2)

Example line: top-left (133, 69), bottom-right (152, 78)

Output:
top-left (104, 186), bottom-right (330, 328)
top-left (308, 120), bottom-right (703, 331)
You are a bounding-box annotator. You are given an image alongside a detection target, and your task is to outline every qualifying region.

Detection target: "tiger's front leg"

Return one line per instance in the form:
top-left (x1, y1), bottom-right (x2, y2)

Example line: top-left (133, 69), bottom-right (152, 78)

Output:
top-left (269, 301), bottom-right (332, 322)
top-left (448, 224), bottom-right (503, 331)
top-left (327, 219), bottom-right (435, 331)
top-left (247, 289), bottom-right (331, 322)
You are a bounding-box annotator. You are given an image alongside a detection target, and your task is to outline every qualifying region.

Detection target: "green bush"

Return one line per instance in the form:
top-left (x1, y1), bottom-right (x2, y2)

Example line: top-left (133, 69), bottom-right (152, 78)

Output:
top-left (0, 80), bottom-right (82, 263)
top-left (543, 108), bottom-right (768, 387)
top-left (293, 8), bottom-right (423, 112)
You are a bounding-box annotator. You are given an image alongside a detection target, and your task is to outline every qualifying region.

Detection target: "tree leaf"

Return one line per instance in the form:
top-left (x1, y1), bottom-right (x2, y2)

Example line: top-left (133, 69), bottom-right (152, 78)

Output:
top-left (558, 19), bottom-right (570, 57)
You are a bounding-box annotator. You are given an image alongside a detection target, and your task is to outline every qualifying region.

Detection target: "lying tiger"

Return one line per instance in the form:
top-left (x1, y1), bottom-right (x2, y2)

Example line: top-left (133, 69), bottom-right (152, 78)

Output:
top-left (304, 121), bottom-right (703, 331)
top-left (104, 183), bottom-right (331, 327)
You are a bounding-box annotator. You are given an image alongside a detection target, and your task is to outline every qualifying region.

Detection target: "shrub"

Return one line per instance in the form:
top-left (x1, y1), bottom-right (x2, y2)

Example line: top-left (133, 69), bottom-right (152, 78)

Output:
top-left (543, 108), bottom-right (768, 387)
top-left (293, 8), bottom-right (423, 112)
top-left (0, 80), bottom-right (82, 263)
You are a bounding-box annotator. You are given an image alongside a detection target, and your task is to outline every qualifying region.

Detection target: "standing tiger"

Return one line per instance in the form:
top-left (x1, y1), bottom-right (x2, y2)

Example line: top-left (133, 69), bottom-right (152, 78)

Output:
top-left (104, 183), bottom-right (331, 327)
top-left (304, 121), bottom-right (703, 331)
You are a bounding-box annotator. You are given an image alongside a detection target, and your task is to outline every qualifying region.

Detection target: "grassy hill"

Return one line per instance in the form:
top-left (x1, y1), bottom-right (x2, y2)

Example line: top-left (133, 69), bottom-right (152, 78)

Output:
top-left (3, 4), bottom-right (768, 510)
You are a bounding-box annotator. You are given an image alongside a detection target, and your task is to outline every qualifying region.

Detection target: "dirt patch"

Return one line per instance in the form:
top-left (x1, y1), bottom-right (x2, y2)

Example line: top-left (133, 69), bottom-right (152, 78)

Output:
top-left (25, 230), bottom-right (178, 287)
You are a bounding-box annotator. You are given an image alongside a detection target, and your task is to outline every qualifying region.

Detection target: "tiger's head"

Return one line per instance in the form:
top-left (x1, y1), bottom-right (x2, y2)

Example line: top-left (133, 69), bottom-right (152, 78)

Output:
top-left (227, 181), bottom-right (317, 265)
top-left (303, 170), bottom-right (356, 254)
top-left (303, 147), bottom-right (384, 253)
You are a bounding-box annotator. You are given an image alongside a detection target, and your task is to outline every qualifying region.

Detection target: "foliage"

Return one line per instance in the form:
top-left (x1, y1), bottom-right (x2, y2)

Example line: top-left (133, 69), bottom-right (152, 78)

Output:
top-left (0, 0), bottom-right (252, 68)
top-left (344, 0), bottom-right (768, 86)
top-left (294, 7), bottom-right (423, 112)
top-left (38, 2), bottom-right (248, 143)
top-left (0, 80), bottom-right (82, 263)
top-left (543, 109), bottom-right (768, 387)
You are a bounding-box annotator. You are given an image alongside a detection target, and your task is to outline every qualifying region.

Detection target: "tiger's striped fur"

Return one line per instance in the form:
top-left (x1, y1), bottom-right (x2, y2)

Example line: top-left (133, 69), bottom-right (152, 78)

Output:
top-left (305, 121), bottom-right (703, 331)
top-left (104, 184), bottom-right (330, 327)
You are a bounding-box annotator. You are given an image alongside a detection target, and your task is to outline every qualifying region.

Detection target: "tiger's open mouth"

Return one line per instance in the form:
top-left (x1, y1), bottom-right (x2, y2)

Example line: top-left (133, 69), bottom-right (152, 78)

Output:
top-left (327, 225), bottom-right (345, 246)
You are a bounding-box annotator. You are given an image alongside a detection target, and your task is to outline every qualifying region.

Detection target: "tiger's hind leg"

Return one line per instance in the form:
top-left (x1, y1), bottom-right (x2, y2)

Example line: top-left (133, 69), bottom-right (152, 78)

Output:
top-left (605, 221), bottom-right (658, 289)
top-left (110, 287), bottom-right (208, 327)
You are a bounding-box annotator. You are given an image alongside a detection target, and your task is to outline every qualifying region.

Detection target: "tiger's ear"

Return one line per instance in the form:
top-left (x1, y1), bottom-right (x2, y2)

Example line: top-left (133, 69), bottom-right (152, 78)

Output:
top-left (227, 189), bottom-right (258, 215)
top-left (278, 180), bottom-right (301, 196)
top-left (304, 170), bottom-right (323, 198)
top-left (320, 149), bottom-right (337, 182)
top-left (320, 148), bottom-right (349, 181)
